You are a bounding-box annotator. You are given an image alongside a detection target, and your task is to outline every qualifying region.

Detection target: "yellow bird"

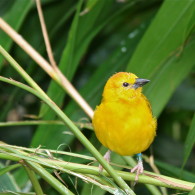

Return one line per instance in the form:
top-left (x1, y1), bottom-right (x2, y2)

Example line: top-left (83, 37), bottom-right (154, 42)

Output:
top-left (92, 72), bottom-right (157, 180)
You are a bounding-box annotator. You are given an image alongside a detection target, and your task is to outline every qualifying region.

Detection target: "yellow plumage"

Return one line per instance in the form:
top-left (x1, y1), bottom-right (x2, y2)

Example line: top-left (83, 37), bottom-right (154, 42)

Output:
top-left (92, 72), bottom-right (157, 156)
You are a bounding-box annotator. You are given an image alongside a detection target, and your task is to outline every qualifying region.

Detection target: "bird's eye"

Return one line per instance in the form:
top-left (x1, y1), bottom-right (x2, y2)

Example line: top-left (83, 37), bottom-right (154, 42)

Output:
top-left (122, 82), bottom-right (129, 87)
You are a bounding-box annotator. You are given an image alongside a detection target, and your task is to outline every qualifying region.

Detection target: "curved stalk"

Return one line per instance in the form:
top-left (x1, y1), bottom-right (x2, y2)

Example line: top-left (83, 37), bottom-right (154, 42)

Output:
top-left (0, 46), bottom-right (134, 195)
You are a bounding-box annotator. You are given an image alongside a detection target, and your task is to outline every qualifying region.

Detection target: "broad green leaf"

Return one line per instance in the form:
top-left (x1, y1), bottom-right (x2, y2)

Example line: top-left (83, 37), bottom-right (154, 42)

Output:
top-left (82, 0), bottom-right (99, 14)
top-left (1, 0), bottom-right (195, 194)
top-left (0, 0), bottom-right (33, 68)
top-left (127, 0), bottom-right (195, 77)
top-left (31, 0), bottom-right (143, 148)
top-left (0, 163), bottom-right (20, 193)
top-left (168, 80), bottom-right (195, 111)
top-left (37, 0), bottom-right (115, 118)
top-left (78, 17), bottom-right (152, 109)
top-left (31, 6), bottom-right (153, 148)
top-left (145, 38), bottom-right (195, 117)
top-left (126, 0), bottom-right (195, 116)
top-left (31, 0), bottom-right (84, 147)
top-left (182, 113), bottom-right (195, 168)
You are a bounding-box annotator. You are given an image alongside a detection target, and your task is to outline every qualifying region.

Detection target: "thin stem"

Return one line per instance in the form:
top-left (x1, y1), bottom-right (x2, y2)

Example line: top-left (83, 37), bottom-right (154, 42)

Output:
top-left (36, 0), bottom-right (57, 69)
top-left (0, 18), bottom-right (55, 78)
top-left (24, 164), bottom-right (44, 195)
top-left (144, 155), bottom-right (168, 195)
top-left (82, 173), bottom-right (117, 194)
top-left (0, 120), bottom-right (93, 130)
top-left (0, 146), bottom-right (194, 192)
top-left (0, 47), bottom-right (134, 195)
top-left (0, 18), bottom-right (93, 118)
top-left (0, 163), bottom-right (21, 176)
top-left (1, 73), bottom-right (193, 193)
top-left (0, 146), bottom-right (117, 194)
top-left (0, 143), bottom-right (95, 161)
top-left (145, 184), bottom-right (162, 195)
top-left (25, 161), bottom-right (74, 195)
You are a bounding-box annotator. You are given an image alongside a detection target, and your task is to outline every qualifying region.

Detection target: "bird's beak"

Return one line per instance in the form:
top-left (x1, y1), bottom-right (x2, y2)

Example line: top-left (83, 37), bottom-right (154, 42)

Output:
top-left (133, 78), bottom-right (150, 89)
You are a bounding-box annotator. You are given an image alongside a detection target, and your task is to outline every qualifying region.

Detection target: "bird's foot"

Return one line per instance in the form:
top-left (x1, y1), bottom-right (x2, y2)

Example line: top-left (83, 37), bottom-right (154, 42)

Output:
top-left (99, 150), bottom-right (111, 172)
top-left (131, 153), bottom-right (144, 182)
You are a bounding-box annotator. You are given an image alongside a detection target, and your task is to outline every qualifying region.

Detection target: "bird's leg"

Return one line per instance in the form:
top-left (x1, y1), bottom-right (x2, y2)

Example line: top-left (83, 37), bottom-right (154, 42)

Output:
top-left (99, 150), bottom-right (111, 172)
top-left (131, 153), bottom-right (144, 182)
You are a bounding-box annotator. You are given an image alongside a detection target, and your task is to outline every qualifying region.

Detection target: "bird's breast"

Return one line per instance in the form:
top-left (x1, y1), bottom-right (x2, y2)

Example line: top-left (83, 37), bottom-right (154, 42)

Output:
top-left (92, 97), bottom-right (157, 156)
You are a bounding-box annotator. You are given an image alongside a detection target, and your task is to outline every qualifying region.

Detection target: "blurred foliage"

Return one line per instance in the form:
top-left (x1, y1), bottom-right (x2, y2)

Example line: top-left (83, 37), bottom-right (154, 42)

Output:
top-left (0, 0), bottom-right (194, 194)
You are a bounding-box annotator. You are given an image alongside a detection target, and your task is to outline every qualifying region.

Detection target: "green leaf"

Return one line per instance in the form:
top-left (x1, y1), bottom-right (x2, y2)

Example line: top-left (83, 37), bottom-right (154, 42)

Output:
top-left (182, 113), bottom-right (195, 168)
top-left (126, 0), bottom-right (195, 116)
top-left (31, 0), bottom-right (84, 147)
top-left (127, 0), bottom-right (195, 77)
top-left (0, 164), bottom-right (21, 176)
top-left (31, 0), bottom-right (141, 148)
top-left (0, 0), bottom-right (33, 68)
top-left (0, 163), bottom-right (20, 193)
top-left (168, 80), bottom-right (195, 110)
top-left (37, 0), bottom-right (115, 119)
top-left (146, 38), bottom-right (195, 117)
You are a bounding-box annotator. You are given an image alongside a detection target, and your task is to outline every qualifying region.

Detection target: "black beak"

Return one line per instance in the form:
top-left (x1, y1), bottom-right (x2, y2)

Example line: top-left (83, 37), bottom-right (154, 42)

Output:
top-left (133, 78), bottom-right (150, 89)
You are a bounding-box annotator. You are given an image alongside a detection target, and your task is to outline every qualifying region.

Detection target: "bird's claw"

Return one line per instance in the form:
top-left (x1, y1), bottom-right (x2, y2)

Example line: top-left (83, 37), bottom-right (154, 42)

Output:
top-left (131, 159), bottom-right (144, 182)
top-left (99, 163), bottom-right (104, 172)
top-left (99, 150), bottom-right (111, 172)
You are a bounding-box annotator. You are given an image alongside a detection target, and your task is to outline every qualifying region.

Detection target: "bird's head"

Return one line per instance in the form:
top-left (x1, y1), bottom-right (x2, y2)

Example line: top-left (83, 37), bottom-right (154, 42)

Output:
top-left (102, 72), bottom-right (150, 102)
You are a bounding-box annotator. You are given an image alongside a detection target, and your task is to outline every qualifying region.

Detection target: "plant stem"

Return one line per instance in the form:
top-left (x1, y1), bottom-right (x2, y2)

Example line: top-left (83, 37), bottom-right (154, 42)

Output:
top-left (0, 163), bottom-right (21, 176)
top-left (0, 46), bottom-right (134, 194)
top-left (35, 0), bottom-right (57, 69)
top-left (1, 74), bottom-right (194, 193)
top-left (25, 161), bottom-right (74, 195)
top-left (0, 120), bottom-right (93, 130)
top-left (24, 164), bottom-right (44, 195)
top-left (0, 17), bottom-right (94, 118)
top-left (0, 143), bottom-right (95, 161)
top-left (0, 148), bottom-right (194, 192)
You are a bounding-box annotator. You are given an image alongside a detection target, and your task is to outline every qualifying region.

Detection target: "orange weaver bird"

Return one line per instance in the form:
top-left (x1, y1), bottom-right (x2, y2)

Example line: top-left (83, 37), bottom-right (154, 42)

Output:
top-left (92, 72), bottom-right (157, 180)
